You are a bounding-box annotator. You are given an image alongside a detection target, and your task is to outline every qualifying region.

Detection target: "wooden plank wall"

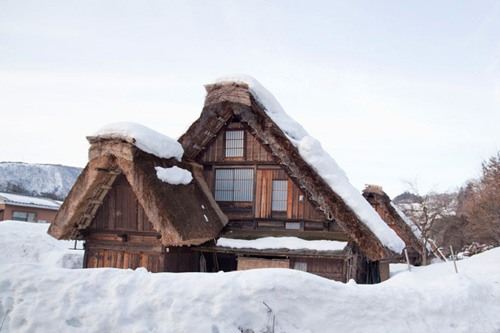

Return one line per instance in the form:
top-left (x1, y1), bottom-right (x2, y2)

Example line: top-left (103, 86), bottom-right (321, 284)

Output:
top-left (85, 240), bottom-right (200, 273)
top-left (91, 175), bottom-right (155, 232)
top-left (254, 168), bottom-right (323, 221)
top-left (291, 257), bottom-right (346, 282)
top-left (370, 203), bottom-right (394, 226)
top-left (204, 167), bottom-right (323, 223)
top-left (233, 255), bottom-right (347, 282)
top-left (237, 257), bottom-right (290, 270)
top-left (86, 248), bottom-right (165, 272)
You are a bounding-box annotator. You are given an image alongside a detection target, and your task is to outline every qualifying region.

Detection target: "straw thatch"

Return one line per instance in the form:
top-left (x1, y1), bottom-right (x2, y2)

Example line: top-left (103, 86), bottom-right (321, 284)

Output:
top-left (362, 185), bottom-right (424, 265)
top-left (179, 82), bottom-right (399, 261)
top-left (48, 138), bottom-right (227, 247)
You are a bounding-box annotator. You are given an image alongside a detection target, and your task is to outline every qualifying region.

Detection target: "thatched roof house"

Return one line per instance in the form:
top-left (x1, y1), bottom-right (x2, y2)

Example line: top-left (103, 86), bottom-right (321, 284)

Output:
top-left (49, 123), bottom-right (227, 248)
top-left (362, 185), bottom-right (424, 265)
top-left (48, 76), bottom-right (406, 281)
top-left (179, 76), bottom-right (405, 261)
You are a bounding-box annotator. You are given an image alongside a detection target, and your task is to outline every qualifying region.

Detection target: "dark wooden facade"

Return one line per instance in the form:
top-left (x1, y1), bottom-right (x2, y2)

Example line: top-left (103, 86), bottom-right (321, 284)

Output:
top-left (83, 175), bottom-right (199, 272)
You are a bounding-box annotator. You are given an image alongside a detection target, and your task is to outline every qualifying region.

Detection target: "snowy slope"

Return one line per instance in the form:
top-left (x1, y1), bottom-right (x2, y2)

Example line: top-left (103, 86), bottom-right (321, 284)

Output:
top-left (1, 221), bottom-right (499, 333)
top-left (0, 162), bottom-right (82, 199)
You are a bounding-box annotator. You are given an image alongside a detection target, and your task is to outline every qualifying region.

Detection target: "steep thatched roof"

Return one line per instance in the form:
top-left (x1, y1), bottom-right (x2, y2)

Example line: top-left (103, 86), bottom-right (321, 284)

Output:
top-left (362, 185), bottom-right (424, 263)
top-left (48, 137), bottom-right (227, 247)
top-left (179, 80), bottom-right (403, 261)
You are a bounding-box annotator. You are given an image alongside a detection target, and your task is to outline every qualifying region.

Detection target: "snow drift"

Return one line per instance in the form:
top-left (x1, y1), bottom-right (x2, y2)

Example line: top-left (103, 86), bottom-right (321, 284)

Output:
top-left (1, 221), bottom-right (499, 332)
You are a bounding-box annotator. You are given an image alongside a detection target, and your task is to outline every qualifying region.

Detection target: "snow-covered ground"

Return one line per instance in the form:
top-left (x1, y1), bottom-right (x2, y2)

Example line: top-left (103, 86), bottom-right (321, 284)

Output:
top-left (1, 221), bottom-right (499, 333)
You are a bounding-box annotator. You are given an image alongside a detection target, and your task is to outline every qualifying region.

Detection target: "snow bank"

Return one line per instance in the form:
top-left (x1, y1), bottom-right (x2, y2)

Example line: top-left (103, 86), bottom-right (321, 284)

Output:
top-left (1, 222), bottom-right (500, 332)
top-left (155, 166), bottom-right (192, 185)
top-left (0, 192), bottom-right (60, 209)
top-left (215, 75), bottom-right (405, 254)
top-left (93, 122), bottom-right (184, 161)
top-left (217, 237), bottom-right (347, 252)
top-left (0, 221), bottom-right (83, 268)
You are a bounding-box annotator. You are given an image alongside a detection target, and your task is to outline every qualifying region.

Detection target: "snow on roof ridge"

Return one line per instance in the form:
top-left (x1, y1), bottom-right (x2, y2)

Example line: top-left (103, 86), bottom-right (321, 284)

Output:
top-left (213, 74), bottom-right (405, 254)
top-left (92, 122), bottom-right (184, 161)
top-left (390, 202), bottom-right (433, 252)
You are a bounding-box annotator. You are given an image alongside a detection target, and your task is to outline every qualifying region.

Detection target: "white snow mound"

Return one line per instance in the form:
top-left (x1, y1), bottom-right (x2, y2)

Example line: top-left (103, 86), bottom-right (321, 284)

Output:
top-left (93, 122), bottom-right (184, 161)
top-left (0, 221), bottom-right (83, 268)
top-left (0, 222), bottom-right (500, 332)
top-left (217, 237), bottom-right (347, 252)
top-left (155, 166), bottom-right (192, 185)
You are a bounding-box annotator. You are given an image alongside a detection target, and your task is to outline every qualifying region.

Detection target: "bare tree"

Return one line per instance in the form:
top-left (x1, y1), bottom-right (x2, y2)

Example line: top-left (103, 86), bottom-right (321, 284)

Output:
top-left (462, 152), bottom-right (500, 245)
top-left (399, 180), bottom-right (456, 265)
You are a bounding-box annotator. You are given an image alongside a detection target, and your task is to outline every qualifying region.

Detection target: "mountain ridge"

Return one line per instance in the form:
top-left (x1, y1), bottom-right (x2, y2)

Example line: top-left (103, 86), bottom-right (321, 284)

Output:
top-left (0, 162), bottom-right (82, 200)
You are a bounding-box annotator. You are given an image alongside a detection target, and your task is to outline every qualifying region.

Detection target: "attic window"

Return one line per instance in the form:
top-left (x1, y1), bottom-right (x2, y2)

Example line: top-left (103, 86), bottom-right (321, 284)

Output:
top-left (215, 169), bottom-right (254, 202)
top-left (225, 130), bottom-right (244, 158)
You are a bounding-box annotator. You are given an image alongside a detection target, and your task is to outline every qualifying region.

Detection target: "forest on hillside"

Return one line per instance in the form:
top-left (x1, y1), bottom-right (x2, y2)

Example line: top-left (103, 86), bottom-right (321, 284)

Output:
top-left (394, 151), bottom-right (500, 258)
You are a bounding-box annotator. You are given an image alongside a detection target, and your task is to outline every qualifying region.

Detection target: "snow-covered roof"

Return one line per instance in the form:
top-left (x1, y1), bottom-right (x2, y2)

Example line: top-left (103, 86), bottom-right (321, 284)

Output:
top-left (213, 75), bottom-right (405, 254)
top-left (92, 122), bottom-right (184, 161)
top-left (0, 192), bottom-right (60, 210)
top-left (390, 202), bottom-right (423, 241)
top-left (217, 237), bottom-right (347, 252)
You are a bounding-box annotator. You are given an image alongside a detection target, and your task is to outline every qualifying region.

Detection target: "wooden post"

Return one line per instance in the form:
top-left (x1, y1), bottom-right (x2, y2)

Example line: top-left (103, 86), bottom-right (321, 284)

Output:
top-left (213, 252), bottom-right (220, 272)
top-left (404, 248), bottom-right (411, 272)
top-left (450, 245), bottom-right (458, 274)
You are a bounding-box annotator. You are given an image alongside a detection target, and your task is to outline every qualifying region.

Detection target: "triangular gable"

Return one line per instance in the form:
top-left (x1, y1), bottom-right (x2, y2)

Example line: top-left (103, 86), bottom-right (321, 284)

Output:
top-left (49, 139), bottom-right (227, 247)
top-left (179, 79), bottom-right (405, 260)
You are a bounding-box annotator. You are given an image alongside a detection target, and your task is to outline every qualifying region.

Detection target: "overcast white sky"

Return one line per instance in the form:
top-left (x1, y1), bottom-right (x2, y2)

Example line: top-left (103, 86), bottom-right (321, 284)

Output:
top-left (1, 1), bottom-right (499, 198)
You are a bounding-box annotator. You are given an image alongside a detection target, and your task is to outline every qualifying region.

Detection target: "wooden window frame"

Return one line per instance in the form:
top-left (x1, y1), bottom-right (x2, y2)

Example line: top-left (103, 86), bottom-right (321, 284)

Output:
top-left (224, 130), bottom-right (246, 161)
top-left (214, 168), bottom-right (254, 202)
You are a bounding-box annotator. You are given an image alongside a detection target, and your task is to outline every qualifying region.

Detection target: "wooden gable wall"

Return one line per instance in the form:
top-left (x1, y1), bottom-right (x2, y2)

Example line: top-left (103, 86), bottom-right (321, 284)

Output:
top-left (195, 123), bottom-right (326, 230)
top-left (90, 175), bottom-right (155, 232)
top-left (197, 123), bottom-right (274, 163)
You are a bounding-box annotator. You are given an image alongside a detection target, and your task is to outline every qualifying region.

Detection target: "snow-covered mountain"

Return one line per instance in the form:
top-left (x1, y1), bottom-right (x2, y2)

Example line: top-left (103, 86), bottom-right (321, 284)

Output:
top-left (0, 162), bottom-right (82, 200)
